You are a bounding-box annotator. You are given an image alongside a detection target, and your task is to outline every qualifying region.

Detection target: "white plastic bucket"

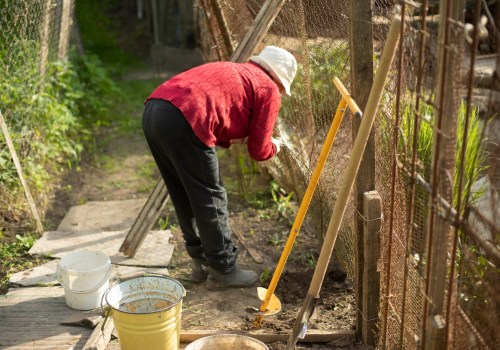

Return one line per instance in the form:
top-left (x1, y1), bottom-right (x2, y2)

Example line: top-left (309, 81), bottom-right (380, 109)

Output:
top-left (58, 250), bottom-right (111, 310)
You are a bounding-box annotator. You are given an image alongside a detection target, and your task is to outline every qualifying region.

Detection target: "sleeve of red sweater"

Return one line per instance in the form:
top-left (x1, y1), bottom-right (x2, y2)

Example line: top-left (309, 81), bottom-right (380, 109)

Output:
top-left (246, 88), bottom-right (282, 161)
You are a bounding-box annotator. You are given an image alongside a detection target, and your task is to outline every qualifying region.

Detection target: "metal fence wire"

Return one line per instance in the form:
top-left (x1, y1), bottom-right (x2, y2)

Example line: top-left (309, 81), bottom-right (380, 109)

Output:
top-left (1, 0), bottom-right (498, 349)
top-left (196, 0), bottom-right (499, 349)
top-left (0, 0), bottom-right (75, 227)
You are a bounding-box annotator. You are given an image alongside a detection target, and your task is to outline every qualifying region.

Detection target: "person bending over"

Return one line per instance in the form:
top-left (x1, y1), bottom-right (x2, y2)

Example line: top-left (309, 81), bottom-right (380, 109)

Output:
top-left (142, 46), bottom-right (297, 290)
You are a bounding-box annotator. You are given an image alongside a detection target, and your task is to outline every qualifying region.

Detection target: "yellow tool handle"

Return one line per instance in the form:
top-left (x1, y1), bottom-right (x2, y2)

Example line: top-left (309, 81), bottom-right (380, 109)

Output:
top-left (333, 77), bottom-right (362, 118)
top-left (257, 97), bottom-right (348, 318)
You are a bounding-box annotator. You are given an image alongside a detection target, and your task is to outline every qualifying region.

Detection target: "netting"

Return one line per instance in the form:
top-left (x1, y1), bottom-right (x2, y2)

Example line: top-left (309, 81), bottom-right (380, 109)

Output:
top-left (1, 0), bottom-right (498, 348)
top-left (196, 0), bottom-right (499, 348)
top-left (0, 0), bottom-right (75, 221)
top-left (197, 0), bottom-right (355, 274)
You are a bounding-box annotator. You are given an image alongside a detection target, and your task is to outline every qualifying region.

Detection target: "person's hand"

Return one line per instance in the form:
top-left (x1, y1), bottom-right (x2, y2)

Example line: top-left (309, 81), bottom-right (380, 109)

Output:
top-left (271, 137), bottom-right (281, 154)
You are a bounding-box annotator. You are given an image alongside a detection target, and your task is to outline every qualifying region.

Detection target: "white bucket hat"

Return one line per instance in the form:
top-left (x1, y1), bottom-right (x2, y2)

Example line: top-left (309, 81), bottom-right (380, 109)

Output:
top-left (249, 46), bottom-right (297, 96)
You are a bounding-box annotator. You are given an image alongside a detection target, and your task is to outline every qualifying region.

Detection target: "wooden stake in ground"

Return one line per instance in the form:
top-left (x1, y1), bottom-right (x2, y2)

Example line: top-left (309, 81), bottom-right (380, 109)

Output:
top-left (0, 110), bottom-right (44, 234)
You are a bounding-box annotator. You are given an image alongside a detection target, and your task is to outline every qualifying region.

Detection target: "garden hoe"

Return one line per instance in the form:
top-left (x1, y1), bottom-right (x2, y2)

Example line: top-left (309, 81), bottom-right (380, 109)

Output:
top-left (246, 77), bottom-right (362, 327)
top-left (285, 9), bottom-right (402, 349)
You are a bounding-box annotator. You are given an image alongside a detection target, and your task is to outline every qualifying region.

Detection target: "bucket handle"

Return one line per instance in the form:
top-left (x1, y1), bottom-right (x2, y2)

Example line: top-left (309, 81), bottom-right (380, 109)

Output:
top-left (57, 264), bottom-right (112, 295)
top-left (99, 272), bottom-right (171, 331)
top-left (99, 272), bottom-right (171, 313)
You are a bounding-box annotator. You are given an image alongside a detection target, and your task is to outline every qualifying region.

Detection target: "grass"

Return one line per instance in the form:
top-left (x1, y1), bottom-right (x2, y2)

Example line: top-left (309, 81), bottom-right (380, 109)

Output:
top-left (0, 233), bottom-right (49, 294)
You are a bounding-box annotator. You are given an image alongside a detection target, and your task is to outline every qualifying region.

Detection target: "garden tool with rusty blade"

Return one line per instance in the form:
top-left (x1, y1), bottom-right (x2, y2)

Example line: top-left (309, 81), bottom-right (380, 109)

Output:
top-left (285, 8), bottom-right (401, 348)
top-left (246, 77), bottom-right (361, 326)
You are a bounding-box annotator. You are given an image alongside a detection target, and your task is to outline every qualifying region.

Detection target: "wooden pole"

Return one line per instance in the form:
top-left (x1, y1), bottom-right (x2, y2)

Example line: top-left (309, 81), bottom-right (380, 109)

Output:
top-left (362, 190), bottom-right (381, 347)
top-left (58, 0), bottom-right (72, 60)
top-left (349, 0), bottom-right (374, 339)
top-left (0, 111), bottom-right (44, 234)
top-left (423, 0), bottom-right (464, 348)
top-left (40, 0), bottom-right (52, 79)
top-left (211, 0), bottom-right (235, 55)
top-left (151, 0), bottom-right (160, 45)
top-left (230, 0), bottom-right (287, 62)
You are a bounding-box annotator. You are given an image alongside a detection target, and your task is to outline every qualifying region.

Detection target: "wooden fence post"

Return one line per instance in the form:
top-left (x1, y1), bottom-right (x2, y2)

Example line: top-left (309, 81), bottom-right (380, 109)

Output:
top-left (349, 0), bottom-right (374, 338)
top-left (40, 0), bottom-right (52, 78)
top-left (362, 190), bottom-right (381, 346)
top-left (424, 0), bottom-right (464, 348)
top-left (58, 0), bottom-right (72, 60)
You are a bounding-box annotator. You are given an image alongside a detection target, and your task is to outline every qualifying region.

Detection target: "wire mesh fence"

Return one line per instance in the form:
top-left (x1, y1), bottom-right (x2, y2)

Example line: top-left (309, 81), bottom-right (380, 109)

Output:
top-left (0, 0), bottom-right (75, 225)
top-left (197, 0), bottom-right (499, 348)
top-left (1, 0), bottom-right (498, 348)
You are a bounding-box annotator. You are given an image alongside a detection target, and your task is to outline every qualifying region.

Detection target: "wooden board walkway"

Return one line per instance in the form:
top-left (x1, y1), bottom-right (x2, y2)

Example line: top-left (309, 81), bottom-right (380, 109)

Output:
top-left (0, 287), bottom-right (94, 349)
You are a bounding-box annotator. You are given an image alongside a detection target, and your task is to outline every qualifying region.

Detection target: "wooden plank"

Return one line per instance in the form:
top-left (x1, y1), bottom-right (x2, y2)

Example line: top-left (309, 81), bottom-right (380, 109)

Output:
top-left (362, 190), bottom-right (381, 346)
top-left (349, 0), bottom-right (374, 337)
top-left (120, 0), bottom-right (286, 257)
top-left (180, 329), bottom-right (355, 343)
top-left (119, 179), bottom-right (169, 257)
top-left (82, 317), bottom-right (115, 350)
top-left (57, 198), bottom-right (146, 232)
top-left (231, 0), bottom-right (287, 62)
top-left (9, 259), bottom-right (169, 287)
top-left (0, 110), bottom-right (44, 234)
top-left (0, 287), bottom-right (93, 349)
top-left (30, 229), bottom-right (174, 267)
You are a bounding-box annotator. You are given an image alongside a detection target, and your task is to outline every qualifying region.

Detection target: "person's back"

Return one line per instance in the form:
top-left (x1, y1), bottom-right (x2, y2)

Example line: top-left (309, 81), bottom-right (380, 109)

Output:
top-left (148, 61), bottom-right (281, 161)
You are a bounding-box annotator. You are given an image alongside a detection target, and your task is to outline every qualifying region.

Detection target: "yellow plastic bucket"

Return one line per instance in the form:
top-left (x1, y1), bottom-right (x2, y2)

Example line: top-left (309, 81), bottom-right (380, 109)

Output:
top-left (104, 275), bottom-right (185, 350)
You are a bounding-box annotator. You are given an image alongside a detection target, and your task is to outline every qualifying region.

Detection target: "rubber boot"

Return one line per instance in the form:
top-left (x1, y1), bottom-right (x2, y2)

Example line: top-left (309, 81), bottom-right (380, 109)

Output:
top-left (206, 266), bottom-right (259, 291)
top-left (191, 259), bottom-right (209, 283)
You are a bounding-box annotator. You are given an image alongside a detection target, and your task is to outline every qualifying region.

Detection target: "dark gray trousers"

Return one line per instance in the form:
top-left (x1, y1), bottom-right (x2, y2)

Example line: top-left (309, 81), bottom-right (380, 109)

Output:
top-left (142, 98), bottom-right (238, 273)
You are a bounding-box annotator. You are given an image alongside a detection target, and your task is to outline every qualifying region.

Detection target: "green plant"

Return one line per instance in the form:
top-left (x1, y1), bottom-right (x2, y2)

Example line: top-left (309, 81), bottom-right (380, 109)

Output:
top-left (267, 232), bottom-right (284, 246)
top-left (400, 99), bottom-right (488, 209)
top-left (0, 234), bottom-right (36, 261)
top-left (75, 0), bottom-right (146, 72)
top-left (248, 228), bottom-right (255, 238)
top-left (0, 38), bottom-right (120, 227)
top-left (260, 267), bottom-right (271, 284)
top-left (270, 181), bottom-right (294, 219)
top-left (280, 43), bottom-right (350, 126)
top-left (305, 252), bottom-right (317, 270)
top-left (158, 217), bottom-right (169, 230)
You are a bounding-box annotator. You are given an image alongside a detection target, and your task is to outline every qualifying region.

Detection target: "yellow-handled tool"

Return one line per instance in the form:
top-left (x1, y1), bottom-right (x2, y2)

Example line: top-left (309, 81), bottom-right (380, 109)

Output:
top-left (248, 78), bottom-right (361, 327)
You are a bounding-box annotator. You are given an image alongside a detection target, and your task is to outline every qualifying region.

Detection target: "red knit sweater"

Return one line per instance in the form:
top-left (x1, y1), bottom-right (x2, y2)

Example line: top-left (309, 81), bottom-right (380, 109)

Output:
top-left (147, 61), bottom-right (282, 161)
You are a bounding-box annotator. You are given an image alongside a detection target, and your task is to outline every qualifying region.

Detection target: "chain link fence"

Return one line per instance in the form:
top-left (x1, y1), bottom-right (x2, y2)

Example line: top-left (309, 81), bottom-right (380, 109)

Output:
top-left (196, 0), bottom-right (499, 348)
top-left (1, 0), bottom-right (76, 229)
top-left (1, 0), bottom-right (498, 348)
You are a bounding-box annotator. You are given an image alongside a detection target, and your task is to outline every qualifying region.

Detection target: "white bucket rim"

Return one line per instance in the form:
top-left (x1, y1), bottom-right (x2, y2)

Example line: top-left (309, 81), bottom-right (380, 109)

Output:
top-left (104, 275), bottom-right (185, 315)
top-left (58, 250), bottom-right (111, 275)
top-left (61, 266), bottom-right (112, 294)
